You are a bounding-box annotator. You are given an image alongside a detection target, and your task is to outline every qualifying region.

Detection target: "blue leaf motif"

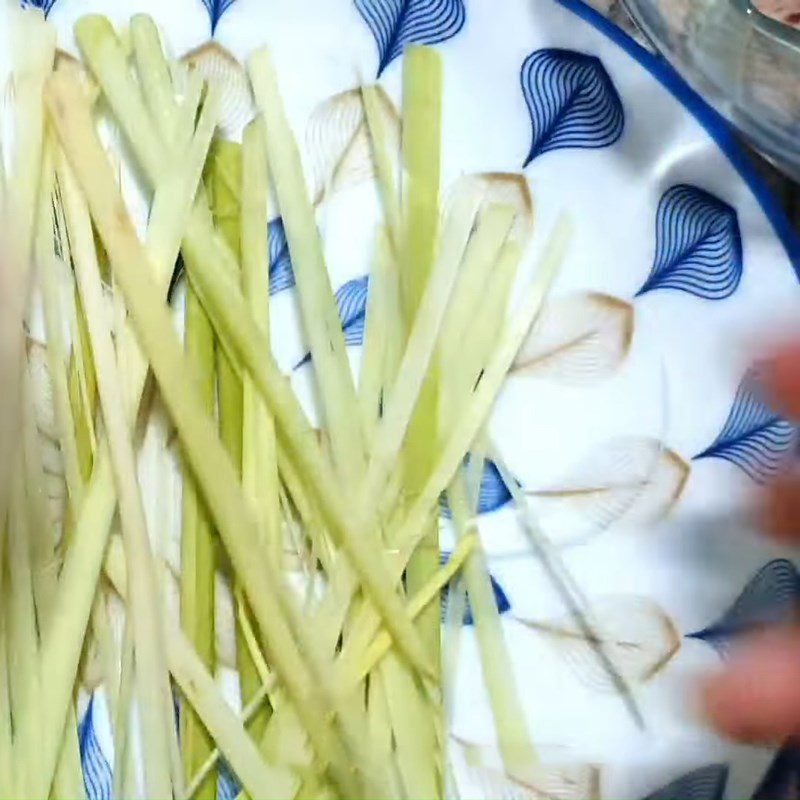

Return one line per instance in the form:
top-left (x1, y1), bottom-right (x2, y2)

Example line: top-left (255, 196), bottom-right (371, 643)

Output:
top-left (693, 366), bottom-right (797, 483)
top-left (20, 0), bottom-right (57, 15)
top-left (336, 275), bottom-right (369, 347)
top-left (268, 218), bottom-right (295, 296)
top-left (78, 695), bottom-right (113, 800)
top-left (751, 743), bottom-right (800, 800)
top-left (296, 275), bottom-right (369, 368)
top-left (520, 49), bottom-right (624, 165)
top-left (202, 0), bottom-right (236, 34)
top-left (218, 760), bottom-right (241, 800)
top-left (440, 459), bottom-right (514, 518)
top-left (687, 559), bottom-right (800, 656)
top-left (636, 184), bottom-right (742, 299)
top-left (641, 764), bottom-right (729, 800)
top-left (440, 552), bottom-right (511, 626)
top-left (354, 0), bottom-right (466, 76)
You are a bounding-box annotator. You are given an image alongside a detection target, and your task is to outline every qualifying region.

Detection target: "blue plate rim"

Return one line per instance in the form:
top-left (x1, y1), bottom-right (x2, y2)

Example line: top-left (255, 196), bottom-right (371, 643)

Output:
top-left (554, 0), bottom-right (800, 276)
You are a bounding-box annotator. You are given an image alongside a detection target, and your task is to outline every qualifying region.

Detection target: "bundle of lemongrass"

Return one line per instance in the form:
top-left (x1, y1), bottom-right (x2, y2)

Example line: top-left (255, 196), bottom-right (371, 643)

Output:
top-left (0, 3), bottom-right (571, 798)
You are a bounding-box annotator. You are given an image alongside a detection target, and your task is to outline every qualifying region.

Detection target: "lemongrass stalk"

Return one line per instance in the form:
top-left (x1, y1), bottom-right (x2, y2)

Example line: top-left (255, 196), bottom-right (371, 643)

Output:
top-left (48, 73), bottom-right (371, 799)
top-left (438, 205), bottom-right (516, 379)
top-left (335, 218), bottom-right (570, 673)
top-left (130, 14), bottom-right (178, 145)
top-left (204, 141), bottom-right (266, 750)
top-left (103, 540), bottom-right (300, 800)
top-left (247, 46), bottom-right (366, 487)
top-left (358, 227), bottom-right (391, 436)
top-left (239, 118), bottom-right (280, 750)
top-left (38, 139), bottom-right (84, 506)
top-left (448, 474), bottom-right (538, 778)
top-left (28, 76), bottom-right (220, 793)
top-left (20, 373), bottom-right (86, 800)
top-left (0, 595), bottom-right (14, 799)
top-left (7, 464), bottom-right (44, 796)
top-left (181, 280), bottom-right (218, 798)
top-left (64, 148), bottom-right (173, 800)
top-left (241, 118), bottom-right (280, 567)
top-left (362, 187), bottom-right (480, 500)
top-left (361, 86), bottom-right (401, 249)
top-left (399, 49), bottom-right (444, 739)
top-left (112, 618), bottom-right (135, 800)
top-left (455, 240), bottom-right (524, 412)
top-left (75, 18), bottom-right (431, 679)
top-left (184, 545), bottom-right (473, 798)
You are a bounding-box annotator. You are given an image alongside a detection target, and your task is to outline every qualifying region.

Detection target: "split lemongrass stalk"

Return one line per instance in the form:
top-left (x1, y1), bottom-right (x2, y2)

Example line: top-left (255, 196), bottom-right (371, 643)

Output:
top-left (400, 48), bottom-right (445, 739)
top-left (247, 46), bottom-right (366, 488)
top-left (103, 538), bottom-right (300, 800)
top-left (63, 143), bottom-right (174, 800)
top-left (337, 217), bottom-right (571, 676)
top-left (447, 474), bottom-right (538, 781)
top-left (27, 71), bottom-right (219, 798)
top-left (362, 86), bottom-right (401, 250)
top-left (47, 70), bottom-right (376, 798)
top-left (240, 117), bottom-right (280, 743)
top-left (184, 536), bottom-right (477, 797)
top-left (180, 273), bottom-right (217, 796)
top-left (77, 17), bottom-right (431, 681)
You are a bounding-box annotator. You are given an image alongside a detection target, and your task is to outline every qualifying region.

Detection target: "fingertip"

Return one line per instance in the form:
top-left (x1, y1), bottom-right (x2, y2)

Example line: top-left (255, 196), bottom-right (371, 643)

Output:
top-left (762, 342), bottom-right (800, 419)
top-left (760, 476), bottom-right (800, 543)
top-left (703, 632), bottom-right (800, 743)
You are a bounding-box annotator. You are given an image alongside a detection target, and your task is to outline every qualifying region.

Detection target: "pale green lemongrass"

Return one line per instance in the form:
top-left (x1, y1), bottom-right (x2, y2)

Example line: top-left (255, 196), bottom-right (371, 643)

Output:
top-left (26, 75), bottom-right (220, 796)
top-left (399, 47), bottom-right (444, 739)
top-left (130, 14), bottom-right (179, 145)
top-left (103, 539), bottom-right (300, 800)
top-left (336, 217), bottom-right (571, 675)
top-left (358, 226), bottom-right (391, 437)
top-left (180, 279), bottom-right (218, 797)
top-left (7, 463), bottom-right (44, 797)
top-left (247, 46), bottom-right (366, 488)
top-left (47, 71), bottom-right (372, 798)
top-left (361, 86), bottom-right (401, 250)
top-left (76, 16), bottom-right (430, 682)
top-left (183, 539), bottom-right (475, 799)
top-left (65, 146), bottom-right (173, 800)
top-left (447, 474), bottom-right (538, 778)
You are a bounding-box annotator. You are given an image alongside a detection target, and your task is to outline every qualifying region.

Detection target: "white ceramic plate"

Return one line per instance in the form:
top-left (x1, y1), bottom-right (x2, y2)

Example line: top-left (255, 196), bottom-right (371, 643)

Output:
top-left (26, 0), bottom-right (800, 798)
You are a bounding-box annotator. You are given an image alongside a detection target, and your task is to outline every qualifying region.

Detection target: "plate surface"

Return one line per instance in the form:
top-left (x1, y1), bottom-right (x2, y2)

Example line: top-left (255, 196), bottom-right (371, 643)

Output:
top-left (27, 0), bottom-right (800, 798)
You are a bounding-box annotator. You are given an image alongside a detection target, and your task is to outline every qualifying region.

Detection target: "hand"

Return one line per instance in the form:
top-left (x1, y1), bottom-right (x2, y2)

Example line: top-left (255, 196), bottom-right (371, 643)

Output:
top-left (704, 340), bottom-right (800, 742)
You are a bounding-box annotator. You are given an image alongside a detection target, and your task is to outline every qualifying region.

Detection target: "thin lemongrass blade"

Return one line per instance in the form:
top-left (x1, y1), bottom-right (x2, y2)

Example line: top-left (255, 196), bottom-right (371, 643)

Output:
top-left (248, 46), bottom-right (365, 487)
top-left (37, 142), bottom-right (84, 505)
top-left (33, 72), bottom-right (219, 791)
top-left (363, 187), bottom-right (481, 501)
top-left (357, 533), bottom-right (476, 682)
top-left (130, 14), bottom-right (178, 144)
top-left (448, 475), bottom-right (538, 778)
top-left (399, 46), bottom-right (444, 727)
top-left (180, 280), bottom-right (217, 797)
top-left (361, 86), bottom-right (401, 249)
top-left (241, 118), bottom-right (280, 567)
top-left (358, 227), bottom-right (391, 436)
top-left (72, 17), bottom-right (427, 681)
top-left (64, 143), bottom-right (173, 800)
top-left (7, 466), bottom-right (43, 797)
top-left (47, 71), bottom-right (365, 798)
top-left (103, 539), bottom-right (300, 800)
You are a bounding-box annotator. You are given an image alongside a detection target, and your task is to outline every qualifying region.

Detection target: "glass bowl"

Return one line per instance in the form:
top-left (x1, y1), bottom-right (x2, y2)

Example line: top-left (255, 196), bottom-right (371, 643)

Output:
top-left (622, 0), bottom-right (800, 179)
